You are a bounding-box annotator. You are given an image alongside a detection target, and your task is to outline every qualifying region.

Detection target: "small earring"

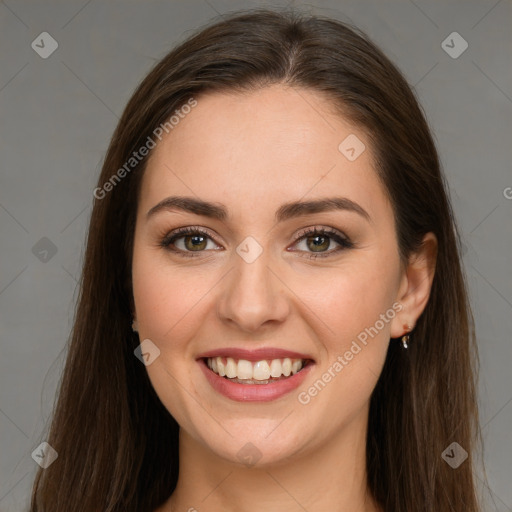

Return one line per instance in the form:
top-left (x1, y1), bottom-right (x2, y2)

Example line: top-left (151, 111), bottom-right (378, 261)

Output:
top-left (131, 319), bottom-right (138, 332)
top-left (401, 323), bottom-right (412, 349)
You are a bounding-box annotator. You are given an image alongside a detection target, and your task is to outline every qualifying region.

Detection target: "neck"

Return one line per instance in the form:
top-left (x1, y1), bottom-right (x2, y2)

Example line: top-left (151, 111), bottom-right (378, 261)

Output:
top-left (157, 405), bottom-right (381, 512)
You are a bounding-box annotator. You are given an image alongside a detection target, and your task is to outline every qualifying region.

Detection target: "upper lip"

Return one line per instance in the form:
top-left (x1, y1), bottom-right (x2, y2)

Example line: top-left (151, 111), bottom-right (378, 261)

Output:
top-left (196, 347), bottom-right (315, 363)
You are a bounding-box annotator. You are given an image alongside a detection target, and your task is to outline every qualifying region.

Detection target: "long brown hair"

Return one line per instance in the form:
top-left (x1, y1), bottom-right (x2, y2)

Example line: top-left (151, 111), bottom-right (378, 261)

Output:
top-left (30, 7), bottom-right (482, 511)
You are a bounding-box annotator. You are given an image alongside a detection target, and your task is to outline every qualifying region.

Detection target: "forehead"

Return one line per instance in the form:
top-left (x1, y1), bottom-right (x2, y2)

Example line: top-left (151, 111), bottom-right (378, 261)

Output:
top-left (139, 85), bottom-right (389, 225)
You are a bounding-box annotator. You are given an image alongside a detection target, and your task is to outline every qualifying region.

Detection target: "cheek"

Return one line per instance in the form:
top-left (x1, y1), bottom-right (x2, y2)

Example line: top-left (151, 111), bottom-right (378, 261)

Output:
top-left (131, 248), bottom-right (216, 352)
top-left (295, 260), bottom-right (398, 344)
top-left (131, 249), bottom-right (214, 427)
top-left (292, 271), bottom-right (394, 431)
top-left (292, 255), bottom-right (398, 393)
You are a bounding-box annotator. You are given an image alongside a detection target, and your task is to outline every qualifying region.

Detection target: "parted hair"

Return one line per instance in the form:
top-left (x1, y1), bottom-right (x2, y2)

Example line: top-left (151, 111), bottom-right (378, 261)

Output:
top-left (30, 8), bottom-right (482, 512)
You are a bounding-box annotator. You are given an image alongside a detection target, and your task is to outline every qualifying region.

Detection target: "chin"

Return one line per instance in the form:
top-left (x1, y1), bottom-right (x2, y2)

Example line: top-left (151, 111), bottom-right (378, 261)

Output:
top-left (198, 420), bottom-right (312, 468)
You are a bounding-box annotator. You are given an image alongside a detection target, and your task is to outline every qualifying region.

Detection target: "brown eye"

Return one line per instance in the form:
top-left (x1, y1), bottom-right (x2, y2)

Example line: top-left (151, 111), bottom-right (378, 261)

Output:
top-left (291, 227), bottom-right (354, 259)
top-left (305, 234), bottom-right (331, 252)
top-left (183, 234), bottom-right (208, 251)
top-left (161, 227), bottom-right (222, 257)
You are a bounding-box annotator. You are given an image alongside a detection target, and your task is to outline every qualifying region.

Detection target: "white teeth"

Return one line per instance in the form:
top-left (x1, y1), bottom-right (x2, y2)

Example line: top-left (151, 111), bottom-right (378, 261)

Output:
top-left (253, 361), bottom-right (270, 380)
top-left (291, 360), bottom-right (302, 375)
top-left (282, 358), bottom-right (292, 377)
top-left (269, 359), bottom-right (282, 378)
top-left (206, 356), bottom-right (307, 381)
top-left (225, 357), bottom-right (237, 378)
top-left (217, 358), bottom-right (226, 377)
top-left (237, 359), bottom-right (253, 379)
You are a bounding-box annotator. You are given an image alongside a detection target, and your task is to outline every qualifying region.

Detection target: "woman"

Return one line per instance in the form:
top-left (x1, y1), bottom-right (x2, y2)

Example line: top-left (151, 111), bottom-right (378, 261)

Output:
top-left (30, 8), bottom-right (482, 512)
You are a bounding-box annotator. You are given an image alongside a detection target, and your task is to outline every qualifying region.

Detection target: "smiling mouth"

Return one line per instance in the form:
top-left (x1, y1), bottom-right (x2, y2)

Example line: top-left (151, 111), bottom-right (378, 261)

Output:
top-left (204, 356), bottom-right (313, 385)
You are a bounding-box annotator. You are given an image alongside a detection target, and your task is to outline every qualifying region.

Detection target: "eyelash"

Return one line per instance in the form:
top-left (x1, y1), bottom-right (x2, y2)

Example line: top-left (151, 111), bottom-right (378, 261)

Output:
top-left (160, 225), bottom-right (354, 259)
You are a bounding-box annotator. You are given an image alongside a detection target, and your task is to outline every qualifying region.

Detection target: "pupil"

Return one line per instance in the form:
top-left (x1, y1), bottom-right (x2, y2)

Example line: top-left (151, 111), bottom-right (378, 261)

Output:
top-left (188, 235), bottom-right (206, 250)
top-left (309, 235), bottom-right (328, 252)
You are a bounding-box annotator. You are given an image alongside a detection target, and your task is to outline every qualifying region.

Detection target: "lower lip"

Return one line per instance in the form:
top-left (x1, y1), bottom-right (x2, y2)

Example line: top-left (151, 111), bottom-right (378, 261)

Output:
top-left (198, 359), bottom-right (314, 402)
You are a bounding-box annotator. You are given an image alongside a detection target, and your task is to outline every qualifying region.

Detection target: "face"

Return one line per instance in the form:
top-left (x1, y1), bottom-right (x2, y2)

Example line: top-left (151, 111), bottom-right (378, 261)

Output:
top-left (131, 84), bottom-right (409, 467)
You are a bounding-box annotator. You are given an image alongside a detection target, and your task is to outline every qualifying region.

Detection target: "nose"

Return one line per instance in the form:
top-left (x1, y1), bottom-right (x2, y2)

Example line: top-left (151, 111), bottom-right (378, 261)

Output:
top-left (217, 244), bottom-right (290, 333)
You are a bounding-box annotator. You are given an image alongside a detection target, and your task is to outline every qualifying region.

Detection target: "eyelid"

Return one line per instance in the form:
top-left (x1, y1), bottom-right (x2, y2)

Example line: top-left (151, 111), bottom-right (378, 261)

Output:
top-left (294, 225), bottom-right (348, 241)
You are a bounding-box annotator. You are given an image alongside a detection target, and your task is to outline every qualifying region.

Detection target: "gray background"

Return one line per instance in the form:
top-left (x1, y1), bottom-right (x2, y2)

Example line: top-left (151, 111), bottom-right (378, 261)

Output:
top-left (0, 0), bottom-right (511, 510)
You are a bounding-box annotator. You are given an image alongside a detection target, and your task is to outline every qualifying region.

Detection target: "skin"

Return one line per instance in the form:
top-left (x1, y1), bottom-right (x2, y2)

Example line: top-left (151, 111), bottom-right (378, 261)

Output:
top-left (131, 84), bottom-right (437, 512)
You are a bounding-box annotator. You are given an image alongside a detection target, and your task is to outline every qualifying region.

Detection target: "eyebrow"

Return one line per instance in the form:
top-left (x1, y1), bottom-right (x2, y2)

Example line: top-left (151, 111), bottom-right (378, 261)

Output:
top-left (146, 195), bottom-right (371, 223)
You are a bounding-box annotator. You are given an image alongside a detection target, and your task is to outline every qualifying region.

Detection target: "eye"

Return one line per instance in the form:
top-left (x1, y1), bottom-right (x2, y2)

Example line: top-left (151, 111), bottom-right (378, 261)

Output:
top-left (160, 226), bottom-right (353, 259)
top-left (289, 227), bottom-right (354, 259)
top-left (160, 226), bottom-right (222, 257)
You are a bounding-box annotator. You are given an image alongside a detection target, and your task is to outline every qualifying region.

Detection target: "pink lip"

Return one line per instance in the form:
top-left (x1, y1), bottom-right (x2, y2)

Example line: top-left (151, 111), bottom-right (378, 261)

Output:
top-left (196, 347), bottom-right (314, 363)
top-left (198, 358), bottom-right (314, 402)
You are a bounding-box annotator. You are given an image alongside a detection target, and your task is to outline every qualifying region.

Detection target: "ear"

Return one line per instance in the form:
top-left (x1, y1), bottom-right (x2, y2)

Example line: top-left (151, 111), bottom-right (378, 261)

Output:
top-left (390, 232), bottom-right (438, 338)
